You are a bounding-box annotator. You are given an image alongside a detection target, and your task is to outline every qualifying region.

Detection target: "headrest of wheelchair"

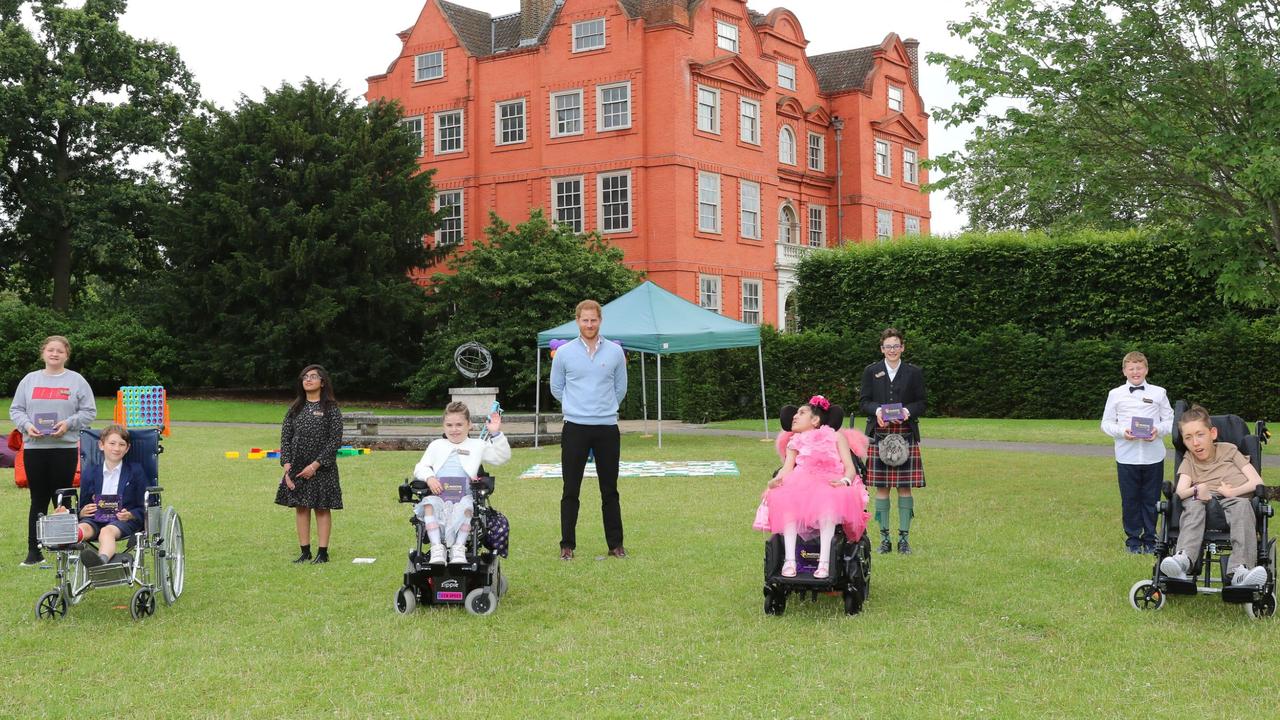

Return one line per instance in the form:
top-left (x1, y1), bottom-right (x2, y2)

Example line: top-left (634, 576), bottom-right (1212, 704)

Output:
top-left (779, 403), bottom-right (844, 432)
top-left (79, 428), bottom-right (161, 485)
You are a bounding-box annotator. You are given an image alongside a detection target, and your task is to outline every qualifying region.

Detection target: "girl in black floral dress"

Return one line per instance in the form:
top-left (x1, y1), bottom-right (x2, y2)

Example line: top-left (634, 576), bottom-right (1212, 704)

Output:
top-left (275, 365), bottom-right (343, 563)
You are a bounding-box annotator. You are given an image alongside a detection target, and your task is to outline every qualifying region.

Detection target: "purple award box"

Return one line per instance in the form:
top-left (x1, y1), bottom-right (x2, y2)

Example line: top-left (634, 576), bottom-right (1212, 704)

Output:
top-left (93, 494), bottom-right (120, 523)
top-left (881, 403), bottom-right (905, 422)
top-left (1130, 416), bottom-right (1155, 440)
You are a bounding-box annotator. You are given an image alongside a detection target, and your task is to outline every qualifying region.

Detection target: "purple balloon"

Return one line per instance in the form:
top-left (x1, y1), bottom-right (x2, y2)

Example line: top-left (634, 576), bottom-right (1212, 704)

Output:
top-left (549, 339), bottom-right (568, 351)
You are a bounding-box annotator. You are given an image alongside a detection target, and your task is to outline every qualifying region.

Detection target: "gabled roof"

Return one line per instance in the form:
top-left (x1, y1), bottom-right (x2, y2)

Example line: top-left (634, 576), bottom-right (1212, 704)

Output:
top-left (808, 44), bottom-right (878, 94)
top-left (872, 112), bottom-right (926, 143)
top-left (690, 54), bottom-right (772, 93)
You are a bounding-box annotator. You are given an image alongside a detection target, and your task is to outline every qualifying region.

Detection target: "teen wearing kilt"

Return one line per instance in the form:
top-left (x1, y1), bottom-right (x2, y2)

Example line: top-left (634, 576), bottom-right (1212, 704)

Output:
top-left (859, 328), bottom-right (926, 554)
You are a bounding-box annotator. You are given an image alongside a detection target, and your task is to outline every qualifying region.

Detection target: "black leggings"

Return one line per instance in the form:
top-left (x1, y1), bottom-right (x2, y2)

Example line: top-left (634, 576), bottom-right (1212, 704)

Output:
top-left (24, 448), bottom-right (79, 552)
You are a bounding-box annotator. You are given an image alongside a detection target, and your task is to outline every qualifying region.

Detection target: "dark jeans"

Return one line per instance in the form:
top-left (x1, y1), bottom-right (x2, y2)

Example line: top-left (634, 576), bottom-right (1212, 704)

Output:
top-left (560, 421), bottom-right (623, 551)
top-left (25, 448), bottom-right (79, 552)
top-left (1117, 461), bottom-right (1163, 550)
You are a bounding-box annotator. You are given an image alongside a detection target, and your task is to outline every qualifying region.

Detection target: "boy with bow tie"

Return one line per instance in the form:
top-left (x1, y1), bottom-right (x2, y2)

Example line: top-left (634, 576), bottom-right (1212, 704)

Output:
top-left (1101, 351), bottom-right (1174, 554)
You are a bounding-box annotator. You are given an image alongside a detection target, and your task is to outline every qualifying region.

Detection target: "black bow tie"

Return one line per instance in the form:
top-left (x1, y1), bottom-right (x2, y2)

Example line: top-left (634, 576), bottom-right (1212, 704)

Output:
top-left (1129, 385), bottom-right (1145, 393)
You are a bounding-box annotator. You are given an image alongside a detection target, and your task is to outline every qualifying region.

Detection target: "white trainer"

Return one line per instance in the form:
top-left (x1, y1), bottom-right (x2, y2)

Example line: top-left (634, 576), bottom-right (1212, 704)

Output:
top-left (1233, 565), bottom-right (1268, 588)
top-left (428, 544), bottom-right (446, 565)
top-left (1160, 552), bottom-right (1190, 580)
top-left (448, 544), bottom-right (467, 565)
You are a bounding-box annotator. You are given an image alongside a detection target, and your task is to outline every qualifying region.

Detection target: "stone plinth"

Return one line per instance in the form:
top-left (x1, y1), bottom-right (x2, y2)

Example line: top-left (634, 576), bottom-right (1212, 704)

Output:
top-left (449, 386), bottom-right (499, 418)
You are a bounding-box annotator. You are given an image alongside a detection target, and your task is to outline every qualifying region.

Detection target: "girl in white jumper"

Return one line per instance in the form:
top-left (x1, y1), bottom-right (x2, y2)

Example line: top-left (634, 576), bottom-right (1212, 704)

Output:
top-left (412, 402), bottom-right (511, 565)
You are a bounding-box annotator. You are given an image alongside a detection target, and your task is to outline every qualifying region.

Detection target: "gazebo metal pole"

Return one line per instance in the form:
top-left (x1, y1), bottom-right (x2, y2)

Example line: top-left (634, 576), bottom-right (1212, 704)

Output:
top-left (657, 353), bottom-right (663, 449)
top-left (641, 351), bottom-right (648, 435)
top-left (758, 343), bottom-right (769, 439)
top-left (534, 349), bottom-right (541, 448)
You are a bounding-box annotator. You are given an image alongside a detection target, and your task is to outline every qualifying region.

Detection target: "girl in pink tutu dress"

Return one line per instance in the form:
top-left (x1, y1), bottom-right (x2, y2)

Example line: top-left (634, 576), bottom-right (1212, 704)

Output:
top-left (759, 395), bottom-right (867, 579)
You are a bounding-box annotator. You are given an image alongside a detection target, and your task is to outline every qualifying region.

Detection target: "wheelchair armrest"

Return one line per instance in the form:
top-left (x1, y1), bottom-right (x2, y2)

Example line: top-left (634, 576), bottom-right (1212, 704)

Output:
top-left (54, 488), bottom-right (78, 513)
top-left (475, 475), bottom-right (495, 494)
top-left (147, 485), bottom-right (163, 493)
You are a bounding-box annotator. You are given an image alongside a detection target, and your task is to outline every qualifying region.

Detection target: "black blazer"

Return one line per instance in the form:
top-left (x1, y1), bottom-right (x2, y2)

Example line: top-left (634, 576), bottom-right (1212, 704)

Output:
top-left (859, 360), bottom-right (926, 441)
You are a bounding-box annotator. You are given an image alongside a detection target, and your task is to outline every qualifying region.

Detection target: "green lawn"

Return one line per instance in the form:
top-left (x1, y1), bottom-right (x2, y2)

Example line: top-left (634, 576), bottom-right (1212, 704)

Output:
top-left (1, 426), bottom-right (1274, 718)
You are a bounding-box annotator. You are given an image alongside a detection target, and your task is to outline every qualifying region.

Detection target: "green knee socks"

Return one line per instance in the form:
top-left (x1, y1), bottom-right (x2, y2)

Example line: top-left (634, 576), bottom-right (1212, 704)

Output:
top-left (898, 496), bottom-right (914, 533)
top-left (875, 498), bottom-right (891, 533)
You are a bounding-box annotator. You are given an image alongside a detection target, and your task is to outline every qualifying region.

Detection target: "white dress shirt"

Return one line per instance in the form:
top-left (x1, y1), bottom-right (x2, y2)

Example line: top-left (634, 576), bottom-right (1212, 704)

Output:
top-left (101, 461), bottom-right (122, 495)
top-left (885, 360), bottom-right (901, 383)
top-left (1101, 381), bottom-right (1174, 465)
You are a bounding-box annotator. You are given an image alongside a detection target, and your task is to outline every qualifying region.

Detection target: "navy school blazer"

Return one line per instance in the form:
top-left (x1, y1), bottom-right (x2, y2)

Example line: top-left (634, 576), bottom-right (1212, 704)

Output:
top-left (78, 461), bottom-right (147, 523)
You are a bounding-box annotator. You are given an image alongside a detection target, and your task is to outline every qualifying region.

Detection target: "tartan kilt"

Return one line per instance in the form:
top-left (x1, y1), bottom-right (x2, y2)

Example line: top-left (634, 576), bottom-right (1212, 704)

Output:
top-left (866, 424), bottom-right (925, 488)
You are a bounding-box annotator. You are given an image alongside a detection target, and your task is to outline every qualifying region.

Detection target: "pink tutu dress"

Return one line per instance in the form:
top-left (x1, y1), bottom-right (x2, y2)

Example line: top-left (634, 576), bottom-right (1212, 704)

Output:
top-left (757, 426), bottom-right (868, 539)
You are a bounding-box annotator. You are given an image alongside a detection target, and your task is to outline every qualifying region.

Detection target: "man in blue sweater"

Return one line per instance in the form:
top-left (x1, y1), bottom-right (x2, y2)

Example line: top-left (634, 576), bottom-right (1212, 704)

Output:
top-left (551, 300), bottom-right (628, 560)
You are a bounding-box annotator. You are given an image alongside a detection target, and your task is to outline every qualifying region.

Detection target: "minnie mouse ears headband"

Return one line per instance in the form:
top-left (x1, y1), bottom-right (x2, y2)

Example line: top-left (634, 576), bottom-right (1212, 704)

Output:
top-left (779, 399), bottom-right (845, 431)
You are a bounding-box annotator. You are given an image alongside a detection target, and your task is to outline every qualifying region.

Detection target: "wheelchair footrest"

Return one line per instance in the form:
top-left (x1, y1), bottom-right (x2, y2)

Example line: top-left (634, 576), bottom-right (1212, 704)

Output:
top-left (1160, 577), bottom-right (1200, 595)
top-left (767, 573), bottom-right (843, 589)
top-left (86, 563), bottom-right (131, 587)
top-left (1222, 585), bottom-right (1265, 604)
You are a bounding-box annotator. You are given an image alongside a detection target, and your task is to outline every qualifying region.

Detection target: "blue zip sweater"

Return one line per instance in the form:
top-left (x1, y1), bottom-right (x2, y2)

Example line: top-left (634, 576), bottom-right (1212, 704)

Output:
top-left (550, 336), bottom-right (627, 425)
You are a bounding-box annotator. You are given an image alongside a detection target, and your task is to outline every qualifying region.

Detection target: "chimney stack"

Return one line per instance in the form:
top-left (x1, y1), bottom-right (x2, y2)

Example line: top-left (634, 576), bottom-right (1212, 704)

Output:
top-left (903, 38), bottom-right (920, 90)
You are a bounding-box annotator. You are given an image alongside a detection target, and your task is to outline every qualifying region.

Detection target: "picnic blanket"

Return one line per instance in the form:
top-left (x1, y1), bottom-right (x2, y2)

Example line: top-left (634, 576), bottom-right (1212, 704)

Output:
top-left (519, 460), bottom-right (739, 479)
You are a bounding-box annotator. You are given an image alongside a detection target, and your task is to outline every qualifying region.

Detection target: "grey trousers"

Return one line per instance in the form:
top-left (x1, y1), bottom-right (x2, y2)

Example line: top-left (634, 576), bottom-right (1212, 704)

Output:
top-left (1175, 496), bottom-right (1257, 570)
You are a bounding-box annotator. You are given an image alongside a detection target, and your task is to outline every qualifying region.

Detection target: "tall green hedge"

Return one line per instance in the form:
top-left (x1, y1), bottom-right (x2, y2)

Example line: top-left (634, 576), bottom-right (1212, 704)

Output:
top-left (676, 319), bottom-right (1280, 423)
top-left (794, 231), bottom-right (1268, 341)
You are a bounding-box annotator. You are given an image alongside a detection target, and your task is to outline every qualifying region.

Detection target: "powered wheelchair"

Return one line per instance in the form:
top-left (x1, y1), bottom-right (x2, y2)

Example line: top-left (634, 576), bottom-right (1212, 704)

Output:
top-left (394, 472), bottom-right (508, 616)
top-left (33, 428), bottom-right (185, 621)
top-left (761, 404), bottom-right (872, 616)
top-left (1129, 400), bottom-right (1274, 618)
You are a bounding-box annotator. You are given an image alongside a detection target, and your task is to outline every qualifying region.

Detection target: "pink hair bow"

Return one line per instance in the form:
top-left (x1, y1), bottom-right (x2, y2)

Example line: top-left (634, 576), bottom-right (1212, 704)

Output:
top-left (808, 395), bottom-right (830, 410)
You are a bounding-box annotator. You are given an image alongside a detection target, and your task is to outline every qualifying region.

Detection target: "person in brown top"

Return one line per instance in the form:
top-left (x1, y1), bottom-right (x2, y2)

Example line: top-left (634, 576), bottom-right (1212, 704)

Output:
top-left (1159, 405), bottom-right (1268, 588)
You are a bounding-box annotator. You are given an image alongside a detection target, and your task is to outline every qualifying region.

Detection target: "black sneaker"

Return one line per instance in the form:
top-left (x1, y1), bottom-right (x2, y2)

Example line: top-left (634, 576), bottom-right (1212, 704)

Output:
top-left (311, 552), bottom-right (329, 564)
top-left (293, 551), bottom-right (312, 564)
top-left (877, 536), bottom-right (892, 554)
top-left (80, 548), bottom-right (104, 568)
top-left (20, 550), bottom-right (44, 567)
top-left (898, 535), bottom-right (912, 555)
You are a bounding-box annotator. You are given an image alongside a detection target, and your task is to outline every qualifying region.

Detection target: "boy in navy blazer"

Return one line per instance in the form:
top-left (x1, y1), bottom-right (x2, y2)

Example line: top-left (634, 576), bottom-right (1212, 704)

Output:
top-left (59, 424), bottom-right (147, 566)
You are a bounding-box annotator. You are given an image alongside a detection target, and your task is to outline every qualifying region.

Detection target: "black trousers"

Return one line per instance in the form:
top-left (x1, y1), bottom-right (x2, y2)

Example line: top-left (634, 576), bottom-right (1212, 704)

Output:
top-left (560, 422), bottom-right (623, 551)
top-left (25, 448), bottom-right (79, 552)
top-left (1117, 461), bottom-right (1162, 551)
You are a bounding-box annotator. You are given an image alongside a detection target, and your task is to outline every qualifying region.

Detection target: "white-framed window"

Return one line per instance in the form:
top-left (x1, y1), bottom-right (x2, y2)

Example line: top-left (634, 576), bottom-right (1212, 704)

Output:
top-left (436, 190), bottom-right (464, 246)
top-left (597, 82), bottom-right (631, 131)
top-left (552, 176), bottom-right (584, 233)
top-left (551, 90), bottom-right (583, 138)
top-left (698, 171), bottom-right (721, 233)
top-left (777, 61), bottom-right (796, 91)
top-left (699, 274), bottom-right (722, 312)
top-left (903, 148), bottom-right (919, 185)
top-left (739, 98), bottom-right (760, 144)
top-left (741, 279), bottom-right (761, 324)
top-left (808, 205), bottom-right (826, 247)
top-left (779, 204), bottom-right (797, 244)
top-left (739, 180), bottom-right (760, 239)
top-left (779, 126), bottom-right (796, 165)
top-left (496, 99), bottom-right (526, 145)
top-left (401, 116), bottom-right (424, 156)
top-left (598, 170), bottom-right (631, 233)
top-left (696, 86), bottom-right (720, 134)
top-left (434, 109), bottom-right (463, 154)
top-left (415, 51), bottom-right (444, 82)
top-left (572, 18), bottom-right (606, 52)
top-left (716, 21), bottom-right (739, 52)
top-left (874, 139), bottom-right (891, 177)
top-left (807, 132), bottom-right (825, 171)
top-left (876, 208), bottom-right (893, 240)
top-left (905, 215), bottom-right (921, 236)
top-left (888, 84), bottom-right (904, 112)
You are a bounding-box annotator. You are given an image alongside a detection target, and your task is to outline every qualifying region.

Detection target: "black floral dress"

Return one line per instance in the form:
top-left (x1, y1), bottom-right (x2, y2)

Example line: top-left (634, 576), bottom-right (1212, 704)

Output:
top-left (274, 401), bottom-right (344, 510)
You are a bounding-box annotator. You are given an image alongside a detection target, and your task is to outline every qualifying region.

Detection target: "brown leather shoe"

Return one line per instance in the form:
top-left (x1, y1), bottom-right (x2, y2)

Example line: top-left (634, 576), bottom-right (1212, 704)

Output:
top-left (559, 547), bottom-right (574, 561)
top-left (608, 546), bottom-right (627, 559)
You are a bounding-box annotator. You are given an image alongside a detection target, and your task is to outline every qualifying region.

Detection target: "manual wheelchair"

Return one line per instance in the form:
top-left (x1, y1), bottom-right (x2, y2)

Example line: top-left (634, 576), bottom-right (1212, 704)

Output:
top-left (394, 472), bottom-right (508, 616)
top-left (33, 428), bottom-right (185, 621)
top-left (1129, 400), bottom-right (1274, 618)
top-left (761, 404), bottom-right (872, 616)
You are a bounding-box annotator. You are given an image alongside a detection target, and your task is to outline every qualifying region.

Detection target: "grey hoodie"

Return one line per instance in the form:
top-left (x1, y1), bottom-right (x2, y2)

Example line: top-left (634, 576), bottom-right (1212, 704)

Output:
top-left (8, 369), bottom-right (97, 450)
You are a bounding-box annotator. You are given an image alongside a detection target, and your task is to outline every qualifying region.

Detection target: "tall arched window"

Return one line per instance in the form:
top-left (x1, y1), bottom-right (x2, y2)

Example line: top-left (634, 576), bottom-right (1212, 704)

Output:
top-left (778, 126), bottom-right (796, 165)
top-left (778, 204), bottom-right (797, 244)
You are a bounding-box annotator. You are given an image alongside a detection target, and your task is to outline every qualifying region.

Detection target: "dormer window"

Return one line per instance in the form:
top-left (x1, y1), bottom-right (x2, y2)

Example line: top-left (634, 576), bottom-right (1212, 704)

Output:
top-left (573, 18), bottom-right (605, 52)
top-left (415, 51), bottom-right (444, 82)
top-left (777, 61), bottom-right (796, 91)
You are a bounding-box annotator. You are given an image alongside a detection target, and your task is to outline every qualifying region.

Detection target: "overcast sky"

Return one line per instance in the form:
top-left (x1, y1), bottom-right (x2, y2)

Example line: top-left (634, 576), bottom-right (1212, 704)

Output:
top-left (118, 0), bottom-right (978, 233)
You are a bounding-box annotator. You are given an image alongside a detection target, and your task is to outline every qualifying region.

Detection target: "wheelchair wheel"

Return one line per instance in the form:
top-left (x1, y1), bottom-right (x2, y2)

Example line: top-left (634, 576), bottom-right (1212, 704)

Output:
top-left (465, 588), bottom-right (497, 616)
top-left (157, 507), bottom-right (184, 605)
top-left (1129, 580), bottom-right (1166, 611)
top-left (1244, 592), bottom-right (1275, 619)
top-left (35, 590), bottom-right (68, 620)
top-left (843, 587), bottom-right (864, 615)
top-left (394, 586), bottom-right (417, 615)
top-left (764, 587), bottom-right (786, 616)
top-left (131, 588), bottom-right (156, 620)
